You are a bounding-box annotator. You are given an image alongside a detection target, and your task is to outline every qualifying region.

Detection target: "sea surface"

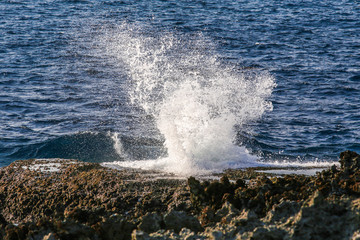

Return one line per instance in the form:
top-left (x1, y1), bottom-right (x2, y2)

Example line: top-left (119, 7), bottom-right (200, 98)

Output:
top-left (1, 0), bottom-right (359, 174)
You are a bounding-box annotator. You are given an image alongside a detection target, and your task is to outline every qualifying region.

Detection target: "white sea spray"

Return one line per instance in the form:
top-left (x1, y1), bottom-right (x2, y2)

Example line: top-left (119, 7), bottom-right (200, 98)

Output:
top-left (99, 22), bottom-right (276, 175)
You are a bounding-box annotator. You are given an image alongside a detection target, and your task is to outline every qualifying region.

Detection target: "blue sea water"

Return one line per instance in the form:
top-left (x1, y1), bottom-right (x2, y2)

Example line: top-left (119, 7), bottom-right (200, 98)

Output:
top-left (1, 0), bottom-right (360, 173)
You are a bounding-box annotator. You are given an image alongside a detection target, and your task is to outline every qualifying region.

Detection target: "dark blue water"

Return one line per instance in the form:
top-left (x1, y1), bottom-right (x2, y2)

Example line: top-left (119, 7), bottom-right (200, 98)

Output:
top-left (1, 0), bottom-right (360, 168)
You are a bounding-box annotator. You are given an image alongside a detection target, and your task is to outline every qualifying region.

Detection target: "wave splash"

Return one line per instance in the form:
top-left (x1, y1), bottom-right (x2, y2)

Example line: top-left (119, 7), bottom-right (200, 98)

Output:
top-left (101, 22), bottom-right (276, 175)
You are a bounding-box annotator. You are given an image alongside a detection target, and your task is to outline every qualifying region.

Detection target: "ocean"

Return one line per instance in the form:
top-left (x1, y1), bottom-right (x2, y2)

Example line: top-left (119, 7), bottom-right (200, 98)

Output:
top-left (1, 0), bottom-right (359, 175)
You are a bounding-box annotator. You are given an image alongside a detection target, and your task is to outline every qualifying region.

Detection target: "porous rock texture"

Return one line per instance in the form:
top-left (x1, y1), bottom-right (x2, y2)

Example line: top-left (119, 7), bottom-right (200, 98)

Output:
top-left (1, 151), bottom-right (360, 239)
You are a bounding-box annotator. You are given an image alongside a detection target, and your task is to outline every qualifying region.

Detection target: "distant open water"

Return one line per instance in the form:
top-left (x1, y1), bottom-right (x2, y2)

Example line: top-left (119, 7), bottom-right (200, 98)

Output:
top-left (1, 0), bottom-right (360, 172)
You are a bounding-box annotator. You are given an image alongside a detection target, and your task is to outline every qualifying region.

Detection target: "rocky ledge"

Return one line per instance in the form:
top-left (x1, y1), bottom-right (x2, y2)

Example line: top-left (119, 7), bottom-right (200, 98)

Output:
top-left (1, 151), bottom-right (360, 240)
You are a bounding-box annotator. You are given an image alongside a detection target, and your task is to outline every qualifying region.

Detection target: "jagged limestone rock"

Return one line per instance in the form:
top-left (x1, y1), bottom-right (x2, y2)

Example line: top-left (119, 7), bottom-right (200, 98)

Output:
top-left (287, 191), bottom-right (349, 240)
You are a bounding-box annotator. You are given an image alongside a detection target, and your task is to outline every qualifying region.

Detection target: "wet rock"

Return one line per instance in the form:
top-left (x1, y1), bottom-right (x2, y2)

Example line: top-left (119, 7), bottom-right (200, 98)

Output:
top-left (163, 210), bottom-right (203, 233)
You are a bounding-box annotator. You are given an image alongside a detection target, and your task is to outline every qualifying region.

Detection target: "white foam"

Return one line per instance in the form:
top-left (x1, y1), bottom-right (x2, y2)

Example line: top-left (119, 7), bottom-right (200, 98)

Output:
top-left (256, 169), bottom-right (323, 176)
top-left (103, 152), bottom-right (261, 177)
top-left (99, 22), bottom-right (276, 175)
top-left (21, 158), bottom-right (78, 172)
top-left (25, 163), bottom-right (62, 172)
top-left (264, 160), bottom-right (339, 168)
top-left (108, 131), bottom-right (126, 158)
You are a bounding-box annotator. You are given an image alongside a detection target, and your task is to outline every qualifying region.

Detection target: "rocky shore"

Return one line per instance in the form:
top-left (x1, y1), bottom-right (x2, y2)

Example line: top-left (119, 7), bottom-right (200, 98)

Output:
top-left (1, 151), bottom-right (360, 239)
